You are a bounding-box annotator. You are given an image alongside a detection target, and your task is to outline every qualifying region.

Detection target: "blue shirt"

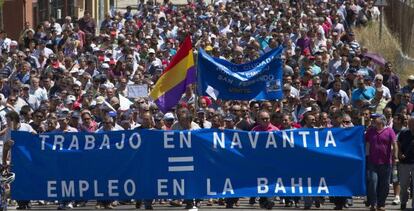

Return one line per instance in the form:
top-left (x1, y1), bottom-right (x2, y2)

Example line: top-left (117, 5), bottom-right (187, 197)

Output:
top-left (17, 72), bottom-right (31, 84)
top-left (351, 86), bottom-right (376, 103)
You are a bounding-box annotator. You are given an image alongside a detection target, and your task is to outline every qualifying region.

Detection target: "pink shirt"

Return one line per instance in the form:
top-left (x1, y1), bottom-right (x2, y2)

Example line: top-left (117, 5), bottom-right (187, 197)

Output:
top-left (251, 123), bottom-right (279, 132)
top-left (365, 127), bottom-right (396, 165)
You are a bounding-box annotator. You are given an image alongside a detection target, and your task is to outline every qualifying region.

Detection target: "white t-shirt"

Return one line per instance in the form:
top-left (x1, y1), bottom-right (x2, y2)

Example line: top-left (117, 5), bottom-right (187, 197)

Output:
top-left (30, 87), bottom-right (48, 102)
top-left (4, 123), bottom-right (35, 143)
top-left (96, 125), bottom-right (123, 133)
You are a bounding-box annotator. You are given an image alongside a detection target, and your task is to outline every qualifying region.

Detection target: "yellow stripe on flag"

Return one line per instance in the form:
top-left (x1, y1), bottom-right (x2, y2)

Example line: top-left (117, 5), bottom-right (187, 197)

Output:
top-left (149, 52), bottom-right (194, 100)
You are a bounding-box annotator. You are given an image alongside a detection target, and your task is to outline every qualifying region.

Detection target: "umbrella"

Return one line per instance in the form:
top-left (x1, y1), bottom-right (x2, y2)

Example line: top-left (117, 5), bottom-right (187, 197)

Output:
top-left (363, 52), bottom-right (387, 67)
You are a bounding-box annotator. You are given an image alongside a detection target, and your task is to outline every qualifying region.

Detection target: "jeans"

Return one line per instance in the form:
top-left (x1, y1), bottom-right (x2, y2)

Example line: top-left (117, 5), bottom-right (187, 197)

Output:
top-left (366, 162), bottom-right (392, 208)
top-left (136, 199), bottom-right (153, 208)
top-left (332, 197), bottom-right (347, 208)
top-left (398, 163), bottom-right (414, 208)
top-left (304, 197), bottom-right (321, 208)
top-left (224, 197), bottom-right (238, 207)
top-left (284, 196), bottom-right (299, 205)
top-left (16, 200), bottom-right (30, 208)
top-left (183, 199), bottom-right (201, 208)
top-left (258, 197), bottom-right (273, 207)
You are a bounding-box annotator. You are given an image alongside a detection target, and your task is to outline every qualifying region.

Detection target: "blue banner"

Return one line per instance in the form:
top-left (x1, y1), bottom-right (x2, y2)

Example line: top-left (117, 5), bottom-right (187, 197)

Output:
top-left (11, 127), bottom-right (365, 200)
top-left (197, 46), bottom-right (284, 100)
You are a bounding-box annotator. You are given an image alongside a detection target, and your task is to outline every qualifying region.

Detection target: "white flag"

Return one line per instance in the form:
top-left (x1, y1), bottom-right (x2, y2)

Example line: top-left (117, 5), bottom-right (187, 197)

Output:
top-left (206, 85), bottom-right (219, 101)
top-left (119, 94), bottom-right (133, 111)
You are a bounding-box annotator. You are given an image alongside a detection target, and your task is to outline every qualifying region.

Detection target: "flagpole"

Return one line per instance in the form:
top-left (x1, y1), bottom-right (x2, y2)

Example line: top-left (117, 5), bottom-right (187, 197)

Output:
top-left (191, 34), bottom-right (199, 113)
top-left (189, 34), bottom-right (199, 211)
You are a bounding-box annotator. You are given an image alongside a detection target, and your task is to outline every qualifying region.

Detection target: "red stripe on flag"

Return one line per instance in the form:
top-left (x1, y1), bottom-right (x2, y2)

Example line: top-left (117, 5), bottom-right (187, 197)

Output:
top-left (162, 35), bottom-right (193, 75)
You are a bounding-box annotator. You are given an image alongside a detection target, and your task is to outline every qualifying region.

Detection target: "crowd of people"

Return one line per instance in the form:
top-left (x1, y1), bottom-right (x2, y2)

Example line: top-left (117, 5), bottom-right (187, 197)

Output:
top-left (0, 0), bottom-right (413, 210)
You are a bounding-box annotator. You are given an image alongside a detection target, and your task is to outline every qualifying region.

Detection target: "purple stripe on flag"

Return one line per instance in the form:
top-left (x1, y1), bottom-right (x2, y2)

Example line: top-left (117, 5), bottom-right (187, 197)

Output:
top-left (155, 66), bottom-right (196, 113)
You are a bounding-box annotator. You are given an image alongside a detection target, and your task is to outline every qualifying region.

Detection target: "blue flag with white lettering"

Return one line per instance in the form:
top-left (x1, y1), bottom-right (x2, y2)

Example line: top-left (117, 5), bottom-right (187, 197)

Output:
top-left (11, 127), bottom-right (365, 200)
top-left (197, 46), bottom-right (284, 100)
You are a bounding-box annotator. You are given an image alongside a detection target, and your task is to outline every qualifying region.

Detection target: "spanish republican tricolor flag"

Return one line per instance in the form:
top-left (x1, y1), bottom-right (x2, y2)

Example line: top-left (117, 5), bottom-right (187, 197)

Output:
top-left (149, 36), bottom-right (196, 112)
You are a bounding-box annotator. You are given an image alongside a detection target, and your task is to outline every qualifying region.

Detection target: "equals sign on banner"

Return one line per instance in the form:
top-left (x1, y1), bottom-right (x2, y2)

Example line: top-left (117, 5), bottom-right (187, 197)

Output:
top-left (168, 156), bottom-right (194, 172)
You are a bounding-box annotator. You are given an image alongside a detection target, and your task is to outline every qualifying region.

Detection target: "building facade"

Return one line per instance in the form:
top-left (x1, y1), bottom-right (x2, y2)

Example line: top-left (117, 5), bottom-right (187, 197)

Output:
top-left (1, 0), bottom-right (114, 40)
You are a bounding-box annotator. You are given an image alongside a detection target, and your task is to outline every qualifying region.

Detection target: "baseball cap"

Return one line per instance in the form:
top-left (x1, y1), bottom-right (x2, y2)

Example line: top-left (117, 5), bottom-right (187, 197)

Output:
top-left (57, 112), bottom-right (68, 120)
top-left (101, 63), bottom-right (110, 69)
top-left (154, 113), bottom-right (164, 121)
top-left (71, 111), bottom-right (81, 119)
top-left (148, 48), bottom-right (156, 54)
top-left (95, 96), bottom-right (105, 105)
top-left (10, 41), bottom-right (18, 47)
top-left (370, 113), bottom-right (383, 119)
top-left (205, 46), bottom-right (213, 51)
top-left (49, 54), bottom-right (57, 60)
top-left (223, 114), bottom-right (236, 122)
top-left (109, 59), bottom-right (116, 65)
top-left (163, 112), bottom-right (175, 120)
top-left (21, 84), bottom-right (30, 89)
top-left (65, 95), bottom-right (76, 104)
top-left (108, 111), bottom-right (117, 118)
top-left (57, 108), bottom-right (70, 120)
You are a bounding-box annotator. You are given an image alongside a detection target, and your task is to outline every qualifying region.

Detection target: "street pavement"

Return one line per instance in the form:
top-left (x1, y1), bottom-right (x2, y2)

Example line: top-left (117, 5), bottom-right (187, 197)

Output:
top-left (6, 196), bottom-right (411, 210)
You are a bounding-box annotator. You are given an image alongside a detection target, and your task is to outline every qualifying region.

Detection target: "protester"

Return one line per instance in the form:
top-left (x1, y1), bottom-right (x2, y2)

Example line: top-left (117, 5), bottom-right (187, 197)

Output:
top-left (251, 110), bottom-right (277, 209)
top-left (397, 117), bottom-right (414, 210)
top-left (365, 114), bottom-right (398, 211)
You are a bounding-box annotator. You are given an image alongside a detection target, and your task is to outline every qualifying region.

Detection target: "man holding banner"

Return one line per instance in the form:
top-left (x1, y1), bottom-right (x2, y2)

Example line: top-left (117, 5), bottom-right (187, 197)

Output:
top-left (301, 113), bottom-right (322, 210)
top-left (3, 111), bottom-right (36, 210)
top-left (251, 110), bottom-right (279, 210)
